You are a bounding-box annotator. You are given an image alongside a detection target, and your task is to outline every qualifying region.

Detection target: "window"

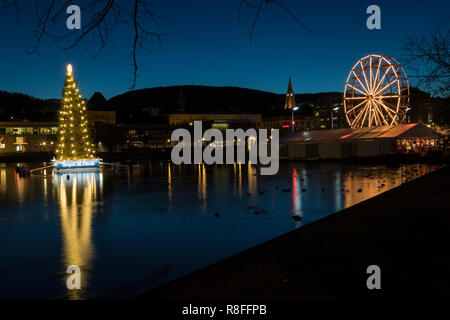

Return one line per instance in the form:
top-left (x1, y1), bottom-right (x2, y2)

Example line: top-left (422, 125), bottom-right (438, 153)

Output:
top-left (0, 144), bottom-right (5, 149)
top-left (8, 127), bottom-right (33, 134)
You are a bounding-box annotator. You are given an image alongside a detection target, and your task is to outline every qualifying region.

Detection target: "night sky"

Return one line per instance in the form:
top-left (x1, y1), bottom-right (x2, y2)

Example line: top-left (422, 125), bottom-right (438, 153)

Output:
top-left (0, 0), bottom-right (448, 99)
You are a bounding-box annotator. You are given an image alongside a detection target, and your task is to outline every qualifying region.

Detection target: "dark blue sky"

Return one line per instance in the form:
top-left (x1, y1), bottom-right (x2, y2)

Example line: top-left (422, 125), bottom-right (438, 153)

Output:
top-left (0, 0), bottom-right (448, 99)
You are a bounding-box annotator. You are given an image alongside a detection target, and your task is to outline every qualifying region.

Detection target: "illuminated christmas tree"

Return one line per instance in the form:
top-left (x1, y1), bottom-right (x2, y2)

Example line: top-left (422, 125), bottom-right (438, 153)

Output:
top-left (56, 64), bottom-right (95, 161)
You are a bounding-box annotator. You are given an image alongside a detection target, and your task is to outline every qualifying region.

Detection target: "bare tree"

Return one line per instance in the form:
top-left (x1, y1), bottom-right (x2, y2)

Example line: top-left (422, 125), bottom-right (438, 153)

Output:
top-left (403, 18), bottom-right (450, 97)
top-left (239, 0), bottom-right (315, 43)
top-left (2, 0), bottom-right (311, 90)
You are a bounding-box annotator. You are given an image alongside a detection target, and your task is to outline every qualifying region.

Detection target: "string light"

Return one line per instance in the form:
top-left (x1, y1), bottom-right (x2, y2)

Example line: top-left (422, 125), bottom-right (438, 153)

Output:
top-left (56, 64), bottom-right (95, 161)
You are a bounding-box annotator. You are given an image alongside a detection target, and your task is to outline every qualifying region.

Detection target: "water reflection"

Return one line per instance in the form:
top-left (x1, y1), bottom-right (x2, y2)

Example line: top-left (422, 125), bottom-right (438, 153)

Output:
top-left (168, 164), bottom-right (172, 208)
top-left (0, 166), bottom-right (6, 194)
top-left (0, 161), bottom-right (442, 299)
top-left (53, 172), bottom-right (102, 299)
top-left (292, 168), bottom-right (301, 217)
top-left (235, 162), bottom-right (243, 198)
top-left (247, 162), bottom-right (257, 200)
top-left (285, 163), bottom-right (439, 227)
top-left (197, 164), bottom-right (207, 212)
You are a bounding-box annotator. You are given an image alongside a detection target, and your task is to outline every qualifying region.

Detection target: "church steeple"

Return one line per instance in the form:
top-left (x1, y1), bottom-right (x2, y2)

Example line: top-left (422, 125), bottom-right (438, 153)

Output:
top-left (285, 76), bottom-right (295, 109)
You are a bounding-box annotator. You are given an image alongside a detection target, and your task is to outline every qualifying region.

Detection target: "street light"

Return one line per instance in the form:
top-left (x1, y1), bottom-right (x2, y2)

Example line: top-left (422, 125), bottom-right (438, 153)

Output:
top-left (292, 106), bottom-right (299, 133)
top-left (406, 107), bottom-right (412, 123)
top-left (331, 106), bottom-right (340, 129)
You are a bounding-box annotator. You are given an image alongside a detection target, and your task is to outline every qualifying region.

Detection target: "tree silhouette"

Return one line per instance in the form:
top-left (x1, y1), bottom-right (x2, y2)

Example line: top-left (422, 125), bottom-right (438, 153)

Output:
top-left (403, 18), bottom-right (450, 97)
top-left (2, 0), bottom-right (311, 90)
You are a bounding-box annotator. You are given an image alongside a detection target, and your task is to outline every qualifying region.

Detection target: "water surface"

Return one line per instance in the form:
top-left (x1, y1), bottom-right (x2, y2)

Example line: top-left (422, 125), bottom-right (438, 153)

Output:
top-left (0, 161), bottom-right (440, 299)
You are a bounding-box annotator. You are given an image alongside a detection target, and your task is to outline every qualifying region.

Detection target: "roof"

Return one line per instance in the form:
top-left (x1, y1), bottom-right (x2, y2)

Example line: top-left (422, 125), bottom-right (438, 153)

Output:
top-left (280, 123), bottom-right (441, 143)
top-left (0, 121), bottom-right (58, 127)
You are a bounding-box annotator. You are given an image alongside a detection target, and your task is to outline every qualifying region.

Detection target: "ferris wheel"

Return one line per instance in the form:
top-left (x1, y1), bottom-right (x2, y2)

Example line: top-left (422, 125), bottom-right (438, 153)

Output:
top-left (344, 54), bottom-right (410, 128)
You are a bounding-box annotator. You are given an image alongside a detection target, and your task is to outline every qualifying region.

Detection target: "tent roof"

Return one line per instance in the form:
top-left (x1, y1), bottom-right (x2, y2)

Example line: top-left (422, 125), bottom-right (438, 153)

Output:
top-left (280, 123), bottom-right (441, 143)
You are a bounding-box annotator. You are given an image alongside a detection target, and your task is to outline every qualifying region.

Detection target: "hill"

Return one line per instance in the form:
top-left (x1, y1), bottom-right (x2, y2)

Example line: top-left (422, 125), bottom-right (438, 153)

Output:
top-left (108, 85), bottom-right (284, 115)
top-left (12, 85), bottom-right (444, 123)
top-left (107, 85), bottom-right (343, 121)
top-left (0, 90), bottom-right (59, 121)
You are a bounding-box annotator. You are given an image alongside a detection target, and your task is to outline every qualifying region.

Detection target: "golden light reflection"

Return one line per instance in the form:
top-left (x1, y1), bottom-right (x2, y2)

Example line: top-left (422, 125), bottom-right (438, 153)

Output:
top-left (0, 167), bottom-right (6, 194)
top-left (292, 168), bottom-right (300, 216)
top-left (54, 172), bottom-right (101, 300)
top-left (233, 162), bottom-right (236, 195)
top-left (43, 176), bottom-right (48, 199)
top-left (341, 167), bottom-right (408, 208)
top-left (197, 164), bottom-right (207, 212)
top-left (197, 164), bottom-right (201, 200)
top-left (238, 162), bottom-right (242, 198)
top-left (14, 170), bottom-right (28, 203)
top-left (247, 161), bottom-right (257, 197)
top-left (168, 164), bottom-right (172, 206)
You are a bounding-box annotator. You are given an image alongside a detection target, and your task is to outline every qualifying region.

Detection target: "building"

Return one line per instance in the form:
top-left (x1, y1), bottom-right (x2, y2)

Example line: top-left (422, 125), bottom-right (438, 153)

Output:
top-left (313, 102), bottom-right (346, 130)
top-left (280, 123), bottom-right (443, 160)
top-left (87, 110), bottom-right (116, 126)
top-left (285, 77), bottom-right (295, 110)
top-left (261, 115), bottom-right (315, 134)
top-left (0, 110), bottom-right (116, 155)
top-left (119, 121), bottom-right (172, 149)
top-left (407, 88), bottom-right (449, 126)
top-left (0, 121), bottom-right (58, 153)
top-left (167, 113), bottom-right (262, 129)
top-left (86, 92), bottom-right (117, 126)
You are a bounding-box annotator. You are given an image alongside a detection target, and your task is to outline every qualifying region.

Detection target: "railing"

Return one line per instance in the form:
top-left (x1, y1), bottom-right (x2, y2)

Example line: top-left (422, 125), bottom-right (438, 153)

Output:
top-left (29, 164), bottom-right (54, 174)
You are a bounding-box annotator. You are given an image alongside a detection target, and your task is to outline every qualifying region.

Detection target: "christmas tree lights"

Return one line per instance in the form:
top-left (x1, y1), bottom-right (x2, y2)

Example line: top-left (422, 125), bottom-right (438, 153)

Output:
top-left (55, 64), bottom-right (95, 161)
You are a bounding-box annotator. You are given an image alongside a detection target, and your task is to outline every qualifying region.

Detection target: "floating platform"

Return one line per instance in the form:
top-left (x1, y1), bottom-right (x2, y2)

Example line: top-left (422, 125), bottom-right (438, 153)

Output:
top-left (53, 159), bottom-right (100, 172)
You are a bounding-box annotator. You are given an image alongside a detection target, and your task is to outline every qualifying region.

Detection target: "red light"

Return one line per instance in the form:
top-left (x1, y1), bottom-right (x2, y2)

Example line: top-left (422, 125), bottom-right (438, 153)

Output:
top-left (282, 125), bottom-right (289, 128)
top-left (292, 121), bottom-right (295, 125)
top-left (339, 133), bottom-right (353, 139)
top-left (13, 142), bottom-right (28, 145)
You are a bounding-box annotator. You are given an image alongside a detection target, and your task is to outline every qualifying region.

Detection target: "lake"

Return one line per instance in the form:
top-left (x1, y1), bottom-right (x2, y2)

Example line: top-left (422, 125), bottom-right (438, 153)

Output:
top-left (0, 161), bottom-right (441, 299)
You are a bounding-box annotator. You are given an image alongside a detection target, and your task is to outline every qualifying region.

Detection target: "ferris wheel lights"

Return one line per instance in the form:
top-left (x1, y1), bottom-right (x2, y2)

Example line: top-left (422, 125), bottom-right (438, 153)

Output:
top-left (344, 54), bottom-right (410, 128)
